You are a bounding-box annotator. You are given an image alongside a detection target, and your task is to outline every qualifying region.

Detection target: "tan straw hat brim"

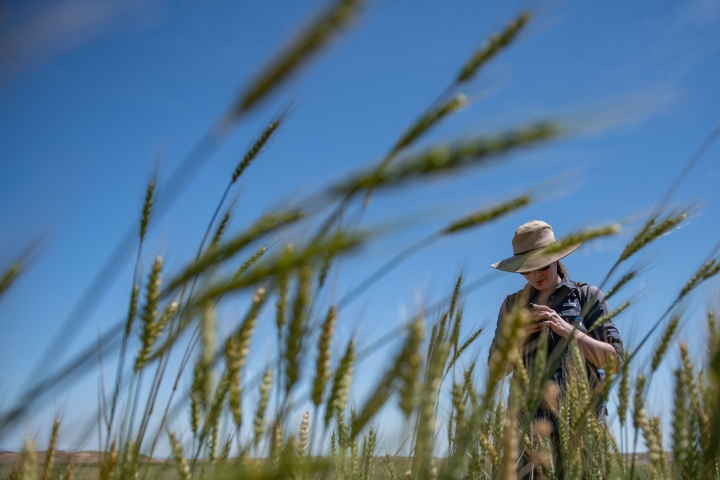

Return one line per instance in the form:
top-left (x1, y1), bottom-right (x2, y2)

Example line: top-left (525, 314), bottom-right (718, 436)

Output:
top-left (490, 242), bottom-right (581, 273)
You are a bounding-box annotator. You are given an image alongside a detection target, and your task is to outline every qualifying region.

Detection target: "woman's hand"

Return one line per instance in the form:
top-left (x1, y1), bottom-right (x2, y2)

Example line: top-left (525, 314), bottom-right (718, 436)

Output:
top-left (530, 304), bottom-right (574, 338)
top-left (529, 304), bottom-right (620, 371)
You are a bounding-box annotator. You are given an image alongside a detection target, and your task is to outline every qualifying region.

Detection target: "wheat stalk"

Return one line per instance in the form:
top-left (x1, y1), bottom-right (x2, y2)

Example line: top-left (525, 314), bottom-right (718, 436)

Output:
top-left (497, 380), bottom-right (521, 480)
top-left (445, 326), bottom-right (483, 375)
top-left (285, 267), bottom-right (313, 395)
top-left (189, 363), bottom-right (203, 438)
top-left (297, 411), bottom-right (309, 457)
top-left (350, 438), bottom-right (359, 480)
top-left (324, 340), bottom-right (355, 427)
top-left (650, 314), bottom-right (680, 373)
top-left (680, 342), bottom-right (710, 454)
top-left (254, 367), bottom-right (273, 448)
top-left (62, 462), bottom-right (74, 480)
top-left (124, 439), bottom-right (138, 480)
top-left (39, 416), bottom-right (60, 480)
top-left (232, 118), bottom-right (283, 182)
top-left (312, 306), bottom-right (336, 407)
top-left (125, 284), bottom-right (140, 337)
top-left (485, 306), bottom-right (529, 404)
top-left (456, 11), bottom-right (531, 83)
top-left (394, 94), bottom-right (467, 153)
top-left (20, 439), bottom-right (37, 480)
top-left (352, 317), bottom-right (424, 435)
top-left (587, 301), bottom-right (630, 332)
top-left (134, 256), bottom-right (163, 372)
top-left (229, 0), bottom-right (365, 118)
top-left (619, 211), bottom-right (688, 264)
top-left (219, 434), bottom-right (232, 465)
top-left (679, 259), bottom-right (720, 301)
top-left (226, 288), bottom-right (266, 428)
top-left (398, 318), bottom-right (425, 418)
top-left (166, 210), bottom-right (305, 294)
top-left (672, 362), bottom-right (691, 476)
top-left (0, 262), bottom-right (22, 300)
top-left (232, 246), bottom-right (267, 283)
top-left (167, 430), bottom-right (191, 480)
top-left (360, 424), bottom-right (376, 480)
top-left (442, 194), bottom-right (531, 234)
top-left (139, 175), bottom-right (156, 243)
top-left (99, 441), bottom-right (117, 480)
top-left (605, 269), bottom-right (636, 301)
top-left (206, 414), bottom-right (220, 462)
top-left (332, 123), bottom-right (560, 194)
top-left (385, 452), bottom-right (397, 480)
top-left (543, 223), bottom-right (620, 254)
top-left (190, 229), bottom-right (365, 309)
top-left (208, 210), bottom-right (232, 252)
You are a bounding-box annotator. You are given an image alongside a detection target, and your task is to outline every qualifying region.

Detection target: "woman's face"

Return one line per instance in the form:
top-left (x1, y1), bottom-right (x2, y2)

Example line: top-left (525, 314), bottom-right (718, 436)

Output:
top-left (522, 261), bottom-right (558, 292)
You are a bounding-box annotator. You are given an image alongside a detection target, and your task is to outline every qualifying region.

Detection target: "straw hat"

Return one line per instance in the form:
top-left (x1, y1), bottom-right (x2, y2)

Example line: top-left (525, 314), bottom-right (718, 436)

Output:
top-left (491, 220), bottom-right (581, 273)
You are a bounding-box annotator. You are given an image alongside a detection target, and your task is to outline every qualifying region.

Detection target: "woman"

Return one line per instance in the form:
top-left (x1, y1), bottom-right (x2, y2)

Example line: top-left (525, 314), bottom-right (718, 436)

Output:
top-left (487, 220), bottom-right (624, 475)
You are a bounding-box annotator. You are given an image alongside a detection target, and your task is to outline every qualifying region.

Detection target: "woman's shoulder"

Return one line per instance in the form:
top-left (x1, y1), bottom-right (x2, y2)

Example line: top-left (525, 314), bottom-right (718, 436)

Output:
top-left (563, 276), bottom-right (603, 295)
top-left (502, 283), bottom-right (534, 309)
top-left (567, 279), bottom-right (607, 305)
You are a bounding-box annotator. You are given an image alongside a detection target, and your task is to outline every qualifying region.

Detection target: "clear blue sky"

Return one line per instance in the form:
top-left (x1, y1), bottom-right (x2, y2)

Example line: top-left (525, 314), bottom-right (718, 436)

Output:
top-left (1, 0), bottom-right (719, 454)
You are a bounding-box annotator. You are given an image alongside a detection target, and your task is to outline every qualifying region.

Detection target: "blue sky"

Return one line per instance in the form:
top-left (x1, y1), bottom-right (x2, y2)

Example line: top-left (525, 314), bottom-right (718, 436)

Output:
top-left (1, 0), bottom-right (719, 454)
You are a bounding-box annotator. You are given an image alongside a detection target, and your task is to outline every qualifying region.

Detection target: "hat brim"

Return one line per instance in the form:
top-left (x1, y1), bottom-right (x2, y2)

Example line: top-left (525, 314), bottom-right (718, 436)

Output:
top-left (490, 242), bottom-right (581, 273)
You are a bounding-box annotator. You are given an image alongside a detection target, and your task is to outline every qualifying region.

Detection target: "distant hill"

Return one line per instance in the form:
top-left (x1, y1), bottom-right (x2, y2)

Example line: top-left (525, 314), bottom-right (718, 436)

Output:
top-left (0, 450), bottom-right (163, 464)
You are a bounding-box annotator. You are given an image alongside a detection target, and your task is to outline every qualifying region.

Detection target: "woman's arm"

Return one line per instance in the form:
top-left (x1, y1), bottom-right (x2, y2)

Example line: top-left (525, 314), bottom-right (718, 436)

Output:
top-left (488, 295), bottom-right (544, 376)
top-left (572, 331), bottom-right (620, 373)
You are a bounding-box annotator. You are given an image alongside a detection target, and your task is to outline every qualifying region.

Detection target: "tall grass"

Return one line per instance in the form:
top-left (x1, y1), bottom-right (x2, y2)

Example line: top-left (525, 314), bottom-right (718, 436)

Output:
top-left (2, 2), bottom-right (720, 480)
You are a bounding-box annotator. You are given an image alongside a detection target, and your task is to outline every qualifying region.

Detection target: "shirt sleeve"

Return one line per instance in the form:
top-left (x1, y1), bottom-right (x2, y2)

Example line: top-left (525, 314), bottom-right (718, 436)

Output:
top-left (584, 286), bottom-right (624, 364)
top-left (487, 296), bottom-right (511, 368)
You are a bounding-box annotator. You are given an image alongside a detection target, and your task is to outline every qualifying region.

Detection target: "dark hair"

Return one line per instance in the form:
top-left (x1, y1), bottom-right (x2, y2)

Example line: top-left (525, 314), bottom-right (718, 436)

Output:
top-left (557, 260), bottom-right (568, 279)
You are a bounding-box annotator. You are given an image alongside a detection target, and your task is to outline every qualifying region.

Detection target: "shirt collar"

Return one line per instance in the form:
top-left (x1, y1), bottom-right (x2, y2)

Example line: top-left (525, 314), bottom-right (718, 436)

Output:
top-left (558, 274), bottom-right (577, 291)
top-left (528, 274), bottom-right (577, 302)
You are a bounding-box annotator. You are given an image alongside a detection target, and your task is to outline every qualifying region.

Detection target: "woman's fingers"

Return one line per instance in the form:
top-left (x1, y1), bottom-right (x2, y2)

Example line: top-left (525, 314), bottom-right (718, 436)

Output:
top-left (538, 320), bottom-right (559, 335)
top-left (539, 319), bottom-right (573, 337)
top-left (531, 304), bottom-right (553, 312)
top-left (527, 310), bottom-right (550, 322)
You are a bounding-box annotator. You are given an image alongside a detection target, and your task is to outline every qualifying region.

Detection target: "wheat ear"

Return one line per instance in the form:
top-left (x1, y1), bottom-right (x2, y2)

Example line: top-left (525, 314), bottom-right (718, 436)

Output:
top-left (20, 439), bottom-right (37, 480)
top-left (385, 452), bottom-right (397, 480)
top-left (285, 266), bottom-right (313, 395)
top-left (230, 0), bottom-right (365, 116)
top-left (168, 430), bottom-right (191, 480)
top-left (332, 123), bottom-right (560, 194)
top-left (394, 94), bottom-right (467, 153)
top-left (254, 367), bottom-right (273, 448)
top-left (226, 287), bottom-right (266, 428)
top-left (543, 223), bottom-right (620, 254)
top-left (99, 441), bottom-right (117, 480)
top-left (231, 246), bottom-right (267, 283)
top-left (40, 416), bottom-right (60, 480)
top-left (650, 314), bottom-right (680, 373)
top-left (456, 11), bottom-right (531, 83)
top-left (605, 269), bottom-right (636, 301)
top-left (312, 306), bottom-right (336, 407)
top-left (361, 425), bottom-right (376, 480)
top-left (232, 119), bottom-right (282, 183)
top-left (324, 340), bottom-right (355, 427)
top-left (139, 175), bottom-right (156, 243)
top-left (443, 195), bottom-right (531, 234)
top-left (297, 411), bottom-right (309, 457)
top-left (135, 256), bottom-right (163, 372)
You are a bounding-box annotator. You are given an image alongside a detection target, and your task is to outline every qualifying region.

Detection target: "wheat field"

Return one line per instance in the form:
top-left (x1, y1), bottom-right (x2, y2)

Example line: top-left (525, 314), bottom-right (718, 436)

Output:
top-left (1, 2), bottom-right (719, 480)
